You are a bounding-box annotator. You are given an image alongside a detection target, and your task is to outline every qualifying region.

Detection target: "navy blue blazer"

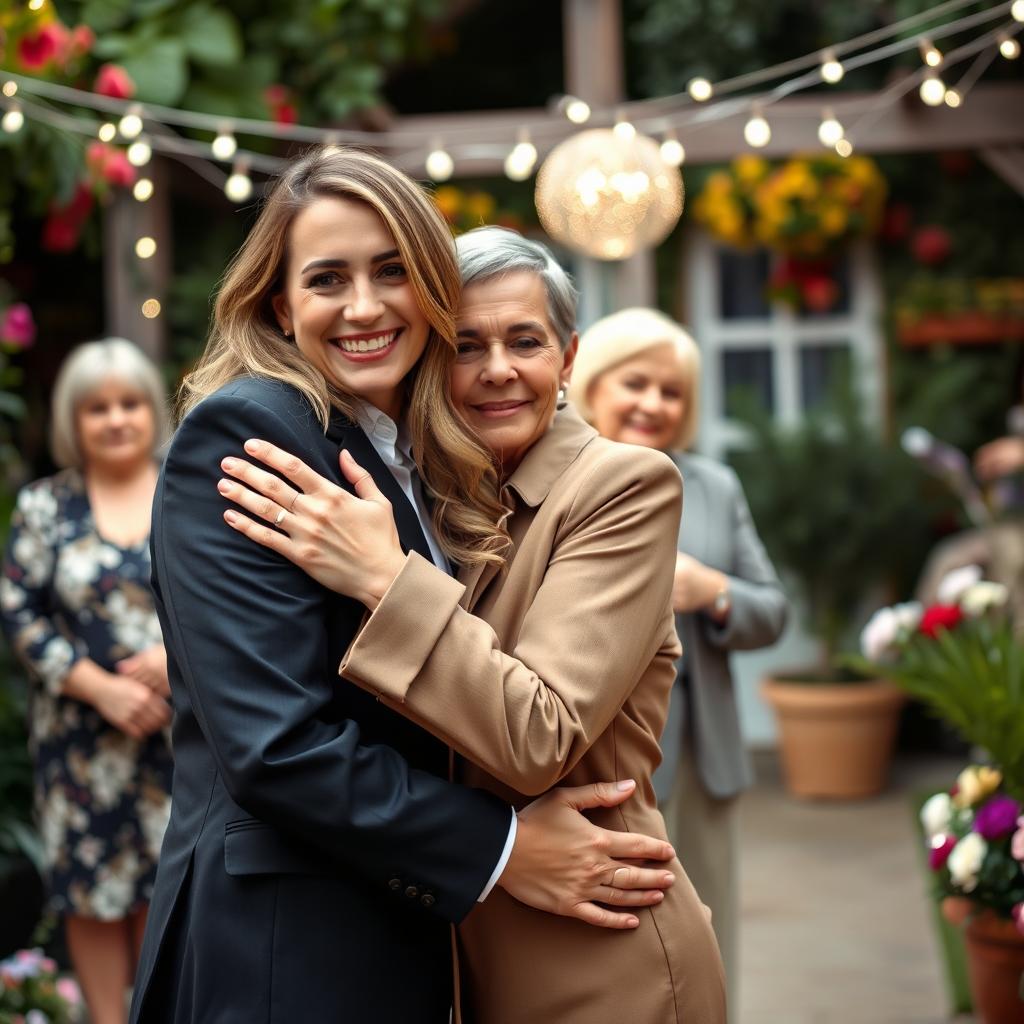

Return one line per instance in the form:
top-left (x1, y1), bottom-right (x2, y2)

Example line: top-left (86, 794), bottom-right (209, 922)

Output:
top-left (130, 378), bottom-right (510, 1024)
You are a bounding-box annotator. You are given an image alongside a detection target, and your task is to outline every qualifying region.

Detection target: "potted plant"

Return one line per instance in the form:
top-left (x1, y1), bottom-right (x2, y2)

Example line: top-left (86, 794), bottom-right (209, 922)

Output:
top-left (0, 947), bottom-right (83, 1022)
top-left (733, 383), bottom-right (931, 798)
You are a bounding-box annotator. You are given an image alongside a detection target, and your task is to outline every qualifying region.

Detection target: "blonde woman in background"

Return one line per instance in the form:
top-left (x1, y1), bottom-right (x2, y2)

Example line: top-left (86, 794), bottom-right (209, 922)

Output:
top-left (2, 339), bottom-right (173, 1024)
top-left (569, 308), bottom-right (788, 1017)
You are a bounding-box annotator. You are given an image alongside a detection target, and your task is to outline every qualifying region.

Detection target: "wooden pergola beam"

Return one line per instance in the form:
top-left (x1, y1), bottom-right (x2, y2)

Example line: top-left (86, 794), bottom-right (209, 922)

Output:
top-left (381, 82), bottom-right (1024, 177)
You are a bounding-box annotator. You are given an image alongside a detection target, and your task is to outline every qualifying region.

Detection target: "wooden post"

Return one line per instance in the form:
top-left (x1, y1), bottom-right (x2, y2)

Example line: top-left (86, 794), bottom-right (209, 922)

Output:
top-left (103, 157), bottom-right (169, 361)
top-left (562, 0), bottom-right (656, 316)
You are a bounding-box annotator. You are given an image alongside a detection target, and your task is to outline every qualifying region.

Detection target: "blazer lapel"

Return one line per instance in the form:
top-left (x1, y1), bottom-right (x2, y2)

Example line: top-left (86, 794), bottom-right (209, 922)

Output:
top-left (327, 415), bottom-right (435, 565)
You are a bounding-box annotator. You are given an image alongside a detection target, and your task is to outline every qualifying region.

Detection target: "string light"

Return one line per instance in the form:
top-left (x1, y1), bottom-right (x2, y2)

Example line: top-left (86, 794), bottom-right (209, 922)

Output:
top-left (2, 104), bottom-right (24, 134)
top-left (27, 0), bottom-right (45, 10)
top-left (97, 121), bottom-right (116, 142)
top-left (743, 107), bottom-right (771, 148)
top-left (919, 73), bottom-right (947, 106)
top-left (687, 77), bottom-right (713, 102)
top-left (2, 81), bottom-right (17, 98)
top-left (425, 142), bottom-right (454, 182)
top-left (504, 131), bottom-right (538, 181)
top-left (820, 50), bottom-right (845, 84)
top-left (211, 127), bottom-right (237, 161)
top-left (835, 138), bottom-right (854, 158)
top-left (999, 35), bottom-right (1021, 59)
top-left (225, 161), bottom-right (253, 202)
top-left (1013, 1), bottom-right (1024, 22)
top-left (659, 129), bottom-right (685, 167)
top-left (135, 236), bottom-right (157, 259)
top-left (817, 109), bottom-right (844, 147)
top-left (127, 138), bottom-right (152, 167)
top-left (141, 298), bottom-right (161, 319)
top-left (944, 87), bottom-right (963, 107)
top-left (559, 95), bottom-right (591, 124)
top-left (919, 39), bottom-right (943, 67)
top-left (613, 116), bottom-right (636, 142)
top-left (118, 105), bottom-right (143, 139)
top-left (132, 177), bottom-right (154, 202)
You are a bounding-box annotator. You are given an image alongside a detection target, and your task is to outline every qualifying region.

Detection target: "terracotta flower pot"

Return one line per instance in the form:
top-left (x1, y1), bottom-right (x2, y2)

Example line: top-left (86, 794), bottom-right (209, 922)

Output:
top-left (963, 911), bottom-right (1024, 1024)
top-left (761, 677), bottom-right (905, 799)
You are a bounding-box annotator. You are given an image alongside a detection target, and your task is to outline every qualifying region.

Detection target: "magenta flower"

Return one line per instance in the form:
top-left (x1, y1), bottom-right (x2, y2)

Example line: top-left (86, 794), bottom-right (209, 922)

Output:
top-left (1, 303), bottom-right (36, 349)
top-left (1012, 817), bottom-right (1024, 861)
top-left (928, 834), bottom-right (957, 870)
top-left (974, 795), bottom-right (1022, 840)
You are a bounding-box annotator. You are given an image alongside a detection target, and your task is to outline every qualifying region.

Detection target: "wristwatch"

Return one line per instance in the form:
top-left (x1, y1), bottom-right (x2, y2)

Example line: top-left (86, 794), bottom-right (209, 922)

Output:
top-left (712, 585), bottom-right (731, 618)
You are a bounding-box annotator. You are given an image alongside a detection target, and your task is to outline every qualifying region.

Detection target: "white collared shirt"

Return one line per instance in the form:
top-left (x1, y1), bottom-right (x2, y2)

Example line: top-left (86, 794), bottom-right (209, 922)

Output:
top-left (354, 401), bottom-right (516, 902)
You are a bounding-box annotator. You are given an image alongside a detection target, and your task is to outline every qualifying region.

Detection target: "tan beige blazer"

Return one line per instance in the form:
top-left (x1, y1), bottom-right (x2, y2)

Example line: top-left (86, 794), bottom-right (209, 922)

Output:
top-left (341, 405), bottom-right (725, 1024)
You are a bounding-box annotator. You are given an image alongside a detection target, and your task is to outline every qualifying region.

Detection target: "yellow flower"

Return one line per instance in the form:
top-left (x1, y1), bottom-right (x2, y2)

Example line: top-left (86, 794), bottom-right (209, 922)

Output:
top-left (953, 765), bottom-right (1002, 808)
top-left (433, 186), bottom-right (462, 219)
top-left (734, 155), bottom-right (768, 184)
top-left (463, 191), bottom-right (496, 222)
top-left (705, 171), bottom-right (734, 197)
top-left (821, 205), bottom-right (848, 237)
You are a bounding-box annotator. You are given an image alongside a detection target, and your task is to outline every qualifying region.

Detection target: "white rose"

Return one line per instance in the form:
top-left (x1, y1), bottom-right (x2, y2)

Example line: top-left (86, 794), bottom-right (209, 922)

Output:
top-left (920, 792), bottom-right (953, 838)
top-left (937, 564), bottom-right (984, 606)
top-left (960, 581), bottom-right (1009, 617)
top-left (947, 832), bottom-right (987, 892)
top-left (861, 608), bottom-right (897, 660)
top-left (892, 601), bottom-right (923, 633)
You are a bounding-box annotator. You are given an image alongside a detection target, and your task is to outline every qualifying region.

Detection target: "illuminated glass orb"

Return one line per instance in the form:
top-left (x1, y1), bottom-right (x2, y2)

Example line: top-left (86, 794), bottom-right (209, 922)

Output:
top-left (534, 128), bottom-right (684, 261)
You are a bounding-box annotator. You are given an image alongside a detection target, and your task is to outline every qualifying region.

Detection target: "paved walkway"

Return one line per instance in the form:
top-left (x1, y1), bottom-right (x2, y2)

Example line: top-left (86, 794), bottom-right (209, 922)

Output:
top-left (737, 753), bottom-right (975, 1024)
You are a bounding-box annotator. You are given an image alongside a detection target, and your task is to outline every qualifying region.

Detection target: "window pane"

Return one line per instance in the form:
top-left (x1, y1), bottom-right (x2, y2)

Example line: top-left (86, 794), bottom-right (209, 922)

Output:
top-left (800, 343), bottom-right (851, 410)
top-left (722, 348), bottom-right (774, 417)
top-left (718, 248), bottom-right (772, 320)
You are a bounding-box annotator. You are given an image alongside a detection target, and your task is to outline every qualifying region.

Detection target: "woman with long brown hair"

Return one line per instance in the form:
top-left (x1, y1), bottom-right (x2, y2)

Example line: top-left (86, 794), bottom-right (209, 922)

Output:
top-left (129, 147), bottom-right (676, 1024)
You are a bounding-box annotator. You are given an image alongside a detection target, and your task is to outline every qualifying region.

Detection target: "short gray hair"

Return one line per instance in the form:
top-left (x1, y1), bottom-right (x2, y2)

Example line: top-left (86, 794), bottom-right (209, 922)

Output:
top-left (50, 338), bottom-right (170, 469)
top-left (455, 227), bottom-right (578, 349)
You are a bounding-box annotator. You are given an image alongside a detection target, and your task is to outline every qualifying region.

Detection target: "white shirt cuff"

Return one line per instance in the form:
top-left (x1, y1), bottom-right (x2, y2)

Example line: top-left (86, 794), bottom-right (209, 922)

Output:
top-left (477, 809), bottom-right (517, 902)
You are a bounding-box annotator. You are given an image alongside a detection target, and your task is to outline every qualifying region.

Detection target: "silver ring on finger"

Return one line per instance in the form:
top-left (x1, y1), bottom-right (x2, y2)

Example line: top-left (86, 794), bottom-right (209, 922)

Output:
top-left (287, 491), bottom-right (300, 511)
top-left (274, 508), bottom-right (287, 527)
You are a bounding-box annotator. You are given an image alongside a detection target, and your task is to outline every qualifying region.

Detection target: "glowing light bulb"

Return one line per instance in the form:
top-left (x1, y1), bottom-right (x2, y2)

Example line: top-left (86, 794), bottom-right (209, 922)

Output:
top-left (920, 74), bottom-right (947, 106)
top-left (127, 138), bottom-right (151, 167)
top-left (835, 138), bottom-right (853, 158)
top-left (212, 129), bottom-right (237, 161)
top-left (225, 167), bottom-right (253, 202)
top-left (688, 77), bottom-right (713, 102)
top-left (141, 298), bottom-right (161, 319)
top-left (133, 178), bottom-right (154, 202)
top-left (613, 119), bottom-right (636, 142)
top-left (820, 51), bottom-right (844, 84)
top-left (818, 111), bottom-right (844, 147)
top-left (919, 39), bottom-right (942, 67)
top-left (1000, 36), bottom-right (1021, 59)
top-left (743, 112), bottom-right (771, 148)
top-left (2, 106), bottom-right (24, 133)
top-left (659, 135), bottom-right (685, 166)
top-left (28, 0), bottom-right (45, 10)
top-left (1014, 0), bottom-right (1024, 22)
top-left (98, 122), bottom-right (117, 142)
top-left (2, 81), bottom-right (17, 98)
top-left (564, 97), bottom-right (591, 124)
top-left (944, 88), bottom-right (962, 108)
top-left (504, 137), bottom-right (537, 181)
top-left (119, 107), bottom-right (143, 139)
top-left (135, 236), bottom-right (157, 259)
top-left (425, 146), bottom-right (454, 182)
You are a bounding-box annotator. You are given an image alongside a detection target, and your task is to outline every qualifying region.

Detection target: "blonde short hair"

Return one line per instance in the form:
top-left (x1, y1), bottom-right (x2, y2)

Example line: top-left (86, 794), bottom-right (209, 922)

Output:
top-left (569, 308), bottom-right (701, 451)
top-left (50, 338), bottom-right (169, 469)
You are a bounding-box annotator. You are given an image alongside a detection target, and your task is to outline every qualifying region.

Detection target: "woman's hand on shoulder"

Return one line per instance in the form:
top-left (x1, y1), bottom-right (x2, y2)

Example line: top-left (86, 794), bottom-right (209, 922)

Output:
top-left (497, 779), bottom-right (676, 929)
top-left (217, 440), bottom-right (406, 608)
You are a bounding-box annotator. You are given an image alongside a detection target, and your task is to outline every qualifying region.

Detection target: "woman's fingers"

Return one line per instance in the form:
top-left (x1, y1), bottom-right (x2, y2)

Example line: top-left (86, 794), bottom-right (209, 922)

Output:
top-left (242, 438), bottom-right (327, 495)
top-left (339, 449), bottom-right (387, 504)
top-left (602, 864), bottom-right (674, 891)
top-left (571, 903), bottom-right (640, 930)
top-left (602, 827), bottom-right (675, 864)
top-left (220, 456), bottom-right (303, 515)
top-left (224, 508), bottom-right (293, 556)
top-left (599, 888), bottom-right (666, 907)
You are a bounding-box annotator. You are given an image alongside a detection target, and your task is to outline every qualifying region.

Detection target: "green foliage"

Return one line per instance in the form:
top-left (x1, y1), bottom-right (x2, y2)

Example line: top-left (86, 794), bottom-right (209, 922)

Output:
top-left (732, 378), bottom-right (934, 664)
top-left (0, 673), bottom-right (39, 877)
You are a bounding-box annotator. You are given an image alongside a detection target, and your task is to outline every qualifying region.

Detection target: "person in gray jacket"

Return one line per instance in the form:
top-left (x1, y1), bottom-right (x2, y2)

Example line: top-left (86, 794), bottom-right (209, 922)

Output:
top-left (569, 308), bottom-right (788, 1016)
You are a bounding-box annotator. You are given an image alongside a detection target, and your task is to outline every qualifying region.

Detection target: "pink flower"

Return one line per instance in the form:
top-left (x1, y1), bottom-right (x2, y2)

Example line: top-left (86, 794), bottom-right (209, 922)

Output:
top-left (1, 304), bottom-right (36, 349)
top-left (16, 24), bottom-right (67, 70)
top-left (1012, 816), bottom-right (1024, 861)
top-left (56, 976), bottom-right (82, 1004)
top-left (928, 834), bottom-right (957, 870)
top-left (101, 150), bottom-right (136, 188)
top-left (70, 25), bottom-right (95, 56)
top-left (41, 183), bottom-right (93, 253)
top-left (94, 63), bottom-right (135, 100)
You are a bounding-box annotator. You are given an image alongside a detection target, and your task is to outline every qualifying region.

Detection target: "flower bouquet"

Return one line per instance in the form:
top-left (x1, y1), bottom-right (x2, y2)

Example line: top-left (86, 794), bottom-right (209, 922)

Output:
top-left (0, 949), bottom-right (82, 1024)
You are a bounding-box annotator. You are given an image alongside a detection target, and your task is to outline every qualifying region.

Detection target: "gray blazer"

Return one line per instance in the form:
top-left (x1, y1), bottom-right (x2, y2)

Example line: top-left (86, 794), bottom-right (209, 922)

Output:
top-left (653, 453), bottom-right (788, 801)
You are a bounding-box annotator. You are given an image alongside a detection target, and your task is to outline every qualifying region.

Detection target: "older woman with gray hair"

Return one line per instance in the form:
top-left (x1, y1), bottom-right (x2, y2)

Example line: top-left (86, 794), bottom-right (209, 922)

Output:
top-left (218, 227), bottom-right (726, 1023)
top-left (2, 339), bottom-right (173, 1024)
top-left (569, 308), bottom-right (789, 1017)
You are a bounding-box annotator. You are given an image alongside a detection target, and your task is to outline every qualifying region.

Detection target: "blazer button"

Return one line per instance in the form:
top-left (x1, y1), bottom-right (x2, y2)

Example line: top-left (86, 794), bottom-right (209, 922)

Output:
top-left (420, 893), bottom-right (436, 908)
top-left (405, 885), bottom-right (419, 899)
top-left (388, 878), bottom-right (402, 891)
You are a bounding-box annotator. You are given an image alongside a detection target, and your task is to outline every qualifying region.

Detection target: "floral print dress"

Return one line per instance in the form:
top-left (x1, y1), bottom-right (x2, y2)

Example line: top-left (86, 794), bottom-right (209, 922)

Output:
top-left (1, 468), bottom-right (173, 920)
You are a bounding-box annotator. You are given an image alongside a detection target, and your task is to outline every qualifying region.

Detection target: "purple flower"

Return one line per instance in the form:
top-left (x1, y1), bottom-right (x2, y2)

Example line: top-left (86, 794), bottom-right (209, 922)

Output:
top-left (974, 795), bottom-right (1022, 840)
top-left (0, 303), bottom-right (36, 349)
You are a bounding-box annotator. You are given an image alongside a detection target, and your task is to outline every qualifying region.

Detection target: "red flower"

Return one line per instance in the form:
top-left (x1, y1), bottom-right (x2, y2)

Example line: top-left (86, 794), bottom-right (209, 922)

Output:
top-left (274, 103), bottom-right (298, 125)
top-left (928, 834), bottom-right (957, 871)
top-left (911, 225), bottom-right (952, 267)
top-left (16, 23), bottom-right (68, 70)
top-left (94, 63), bottom-right (135, 100)
top-left (880, 203), bottom-right (912, 245)
top-left (263, 84), bottom-right (298, 125)
top-left (919, 604), bottom-right (963, 638)
top-left (41, 184), bottom-right (94, 253)
top-left (801, 276), bottom-right (839, 313)
top-left (70, 25), bottom-right (96, 56)
top-left (85, 143), bottom-right (136, 188)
